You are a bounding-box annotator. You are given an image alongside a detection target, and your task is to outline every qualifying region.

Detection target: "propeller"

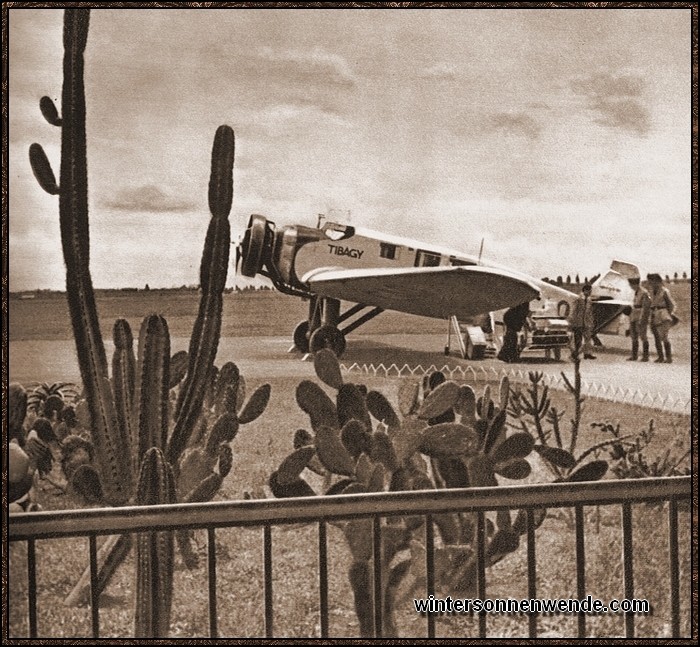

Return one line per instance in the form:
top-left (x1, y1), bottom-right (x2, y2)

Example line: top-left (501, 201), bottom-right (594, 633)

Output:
top-left (232, 229), bottom-right (246, 277)
top-left (234, 235), bottom-right (243, 275)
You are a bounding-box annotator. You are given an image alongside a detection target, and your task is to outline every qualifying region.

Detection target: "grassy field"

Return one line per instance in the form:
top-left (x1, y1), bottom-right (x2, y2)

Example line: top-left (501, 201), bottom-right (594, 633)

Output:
top-left (8, 289), bottom-right (447, 342)
top-left (9, 281), bottom-right (692, 343)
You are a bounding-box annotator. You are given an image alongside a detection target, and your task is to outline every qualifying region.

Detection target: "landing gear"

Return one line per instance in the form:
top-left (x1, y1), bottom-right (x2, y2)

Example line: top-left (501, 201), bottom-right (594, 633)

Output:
top-left (309, 325), bottom-right (346, 356)
top-left (291, 296), bottom-right (383, 358)
top-left (293, 296), bottom-right (345, 356)
top-left (293, 321), bottom-right (311, 354)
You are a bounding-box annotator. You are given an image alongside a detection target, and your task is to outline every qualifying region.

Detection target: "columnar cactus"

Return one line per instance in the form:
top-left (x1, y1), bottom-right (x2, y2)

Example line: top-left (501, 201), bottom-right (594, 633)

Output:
top-left (28, 9), bottom-right (269, 636)
top-left (168, 124), bottom-right (234, 466)
top-left (29, 9), bottom-right (130, 506)
top-left (134, 448), bottom-right (176, 638)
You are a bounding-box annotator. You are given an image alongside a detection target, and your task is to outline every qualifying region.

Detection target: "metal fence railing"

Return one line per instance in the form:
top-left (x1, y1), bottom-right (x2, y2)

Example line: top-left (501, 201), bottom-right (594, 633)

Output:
top-left (9, 476), bottom-right (691, 640)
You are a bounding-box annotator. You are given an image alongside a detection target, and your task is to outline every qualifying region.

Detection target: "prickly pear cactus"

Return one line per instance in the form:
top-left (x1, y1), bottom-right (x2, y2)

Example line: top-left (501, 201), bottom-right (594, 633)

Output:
top-left (269, 350), bottom-right (539, 637)
top-left (9, 383), bottom-right (28, 444)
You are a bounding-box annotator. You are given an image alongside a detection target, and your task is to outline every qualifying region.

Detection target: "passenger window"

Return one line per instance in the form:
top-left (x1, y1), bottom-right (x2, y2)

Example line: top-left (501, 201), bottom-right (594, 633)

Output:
top-left (380, 243), bottom-right (397, 260)
top-left (415, 250), bottom-right (441, 267)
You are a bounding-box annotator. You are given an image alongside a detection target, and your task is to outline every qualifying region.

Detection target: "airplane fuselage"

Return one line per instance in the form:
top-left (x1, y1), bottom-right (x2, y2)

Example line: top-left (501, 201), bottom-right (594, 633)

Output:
top-left (239, 215), bottom-right (636, 357)
top-left (280, 221), bottom-right (576, 321)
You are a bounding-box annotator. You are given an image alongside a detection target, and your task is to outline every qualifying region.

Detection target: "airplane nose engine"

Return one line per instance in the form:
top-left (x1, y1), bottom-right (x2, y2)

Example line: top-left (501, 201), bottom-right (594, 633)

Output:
top-left (239, 214), bottom-right (274, 277)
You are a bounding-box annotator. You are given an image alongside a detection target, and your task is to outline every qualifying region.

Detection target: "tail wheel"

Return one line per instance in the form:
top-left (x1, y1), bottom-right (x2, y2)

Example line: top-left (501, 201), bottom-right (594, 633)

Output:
top-left (309, 325), bottom-right (346, 357)
top-left (240, 214), bottom-right (267, 277)
top-left (293, 320), bottom-right (310, 353)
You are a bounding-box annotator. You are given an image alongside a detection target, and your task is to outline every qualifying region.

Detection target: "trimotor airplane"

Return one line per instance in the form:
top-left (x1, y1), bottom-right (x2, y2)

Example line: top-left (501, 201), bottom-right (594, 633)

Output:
top-left (236, 214), bottom-right (639, 359)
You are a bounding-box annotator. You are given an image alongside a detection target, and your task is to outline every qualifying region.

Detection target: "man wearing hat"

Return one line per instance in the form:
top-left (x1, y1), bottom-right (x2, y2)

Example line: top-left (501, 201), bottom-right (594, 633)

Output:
top-left (567, 282), bottom-right (596, 360)
top-left (627, 276), bottom-right (651, 361)
top-left (647, 273), bottom-right (676, 363)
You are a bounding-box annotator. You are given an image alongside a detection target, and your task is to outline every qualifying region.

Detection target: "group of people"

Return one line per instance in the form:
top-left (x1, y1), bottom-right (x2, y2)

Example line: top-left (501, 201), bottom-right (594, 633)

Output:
top-left (568, 273), bottom-right (677, 363)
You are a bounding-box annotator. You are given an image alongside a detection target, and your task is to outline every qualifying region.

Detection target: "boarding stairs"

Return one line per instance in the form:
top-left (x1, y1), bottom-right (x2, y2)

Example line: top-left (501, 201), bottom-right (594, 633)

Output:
top-left (447, 314), bottom-right (499, 360)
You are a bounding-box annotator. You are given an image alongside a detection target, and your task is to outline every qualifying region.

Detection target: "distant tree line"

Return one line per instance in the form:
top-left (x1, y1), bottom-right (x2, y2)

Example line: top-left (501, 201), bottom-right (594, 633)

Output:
top-left (541, 271), bottom-right (689, 286)
top-left (10, 272), bottom-right (690, 299)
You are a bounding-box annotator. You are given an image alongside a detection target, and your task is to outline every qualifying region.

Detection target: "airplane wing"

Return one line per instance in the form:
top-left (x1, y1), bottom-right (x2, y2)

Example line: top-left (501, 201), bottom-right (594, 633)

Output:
top-left (301, 265), bottom-right (540, 320)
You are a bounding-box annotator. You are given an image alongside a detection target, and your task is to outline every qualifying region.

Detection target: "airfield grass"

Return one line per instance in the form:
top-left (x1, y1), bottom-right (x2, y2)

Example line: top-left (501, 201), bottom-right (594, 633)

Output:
top-left (8, 288), bottom-right (448, 342)
top-left (9, 280), bottom-right (692, 344)
top-left (8, 371), bottom-right (692, 639)
top-left (7, 283), bottom-right (693, 638)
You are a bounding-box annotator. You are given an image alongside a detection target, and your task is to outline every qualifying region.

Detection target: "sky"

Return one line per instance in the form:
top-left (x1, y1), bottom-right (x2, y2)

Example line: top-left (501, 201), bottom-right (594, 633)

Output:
top-left (8, 7), bottom-right (693, 291)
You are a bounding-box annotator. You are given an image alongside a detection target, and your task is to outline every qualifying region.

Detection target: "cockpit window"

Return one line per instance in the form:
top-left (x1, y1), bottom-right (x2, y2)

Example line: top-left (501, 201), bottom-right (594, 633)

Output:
top-left (323, 223), bottom-right (355, 241)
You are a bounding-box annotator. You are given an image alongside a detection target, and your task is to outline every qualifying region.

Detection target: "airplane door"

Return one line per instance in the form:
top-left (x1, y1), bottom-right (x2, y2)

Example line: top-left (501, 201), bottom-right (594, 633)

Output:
top-left (415, 250), bottom-right (441, 267)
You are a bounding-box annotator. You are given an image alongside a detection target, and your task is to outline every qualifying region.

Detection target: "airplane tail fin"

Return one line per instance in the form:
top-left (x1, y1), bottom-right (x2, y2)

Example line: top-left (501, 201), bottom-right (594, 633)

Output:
top-left (608, 260), bottom-right (640, 280)
top-left (590, 260), bottom-right (640, 301)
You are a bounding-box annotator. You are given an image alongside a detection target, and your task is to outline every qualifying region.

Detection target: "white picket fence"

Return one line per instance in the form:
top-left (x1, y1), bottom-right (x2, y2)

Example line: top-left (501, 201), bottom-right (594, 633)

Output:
top-left (340, 362), bottom-right (691, 414)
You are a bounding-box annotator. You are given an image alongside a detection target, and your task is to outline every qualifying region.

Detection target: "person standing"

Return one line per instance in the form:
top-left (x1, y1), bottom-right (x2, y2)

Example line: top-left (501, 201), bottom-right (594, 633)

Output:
top-left (627, 276), bottom-right (651, 361)
top-left (647, 273), bottom-right (676, 363)
top-left (497, 300), bottom-right (530, 363)
top-left (568, 283), bottom-right (596, 360)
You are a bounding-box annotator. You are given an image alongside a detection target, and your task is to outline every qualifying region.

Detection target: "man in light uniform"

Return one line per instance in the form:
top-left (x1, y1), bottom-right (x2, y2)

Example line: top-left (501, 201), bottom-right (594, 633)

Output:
top-left (627, 276), bottom-right (650, 362)
top-left (647, 273), bottom-right (676, 363)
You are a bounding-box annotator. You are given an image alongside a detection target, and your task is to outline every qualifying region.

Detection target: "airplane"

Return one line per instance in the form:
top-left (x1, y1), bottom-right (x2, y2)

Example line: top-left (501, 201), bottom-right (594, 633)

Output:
top-left (236, 214), bottom-right (639, 359)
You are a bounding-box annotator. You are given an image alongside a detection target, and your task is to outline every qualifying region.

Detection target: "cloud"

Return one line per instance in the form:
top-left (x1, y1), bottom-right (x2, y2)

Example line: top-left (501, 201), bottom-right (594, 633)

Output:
top-left (256, 45), bottom-right (357, 88)
top-left (417, 62), bottom-right (457, 80)
top-left (249, 102), bottom-right (352, 138)
top-left (570, 72), bottom-right (651, 136)
top-left (485, 112), bottom-right (541, 140)
top-left (103, 185), bottom-right (197, 213)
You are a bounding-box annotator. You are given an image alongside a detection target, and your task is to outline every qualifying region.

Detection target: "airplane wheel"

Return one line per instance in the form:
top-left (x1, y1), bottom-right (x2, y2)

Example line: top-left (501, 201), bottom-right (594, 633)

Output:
top-left (240, 215), bottom-right (267, 277)
top-left (293, 320), bottom-right (310, 353)
top-left (309, 325), bottom-right (346, 357)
